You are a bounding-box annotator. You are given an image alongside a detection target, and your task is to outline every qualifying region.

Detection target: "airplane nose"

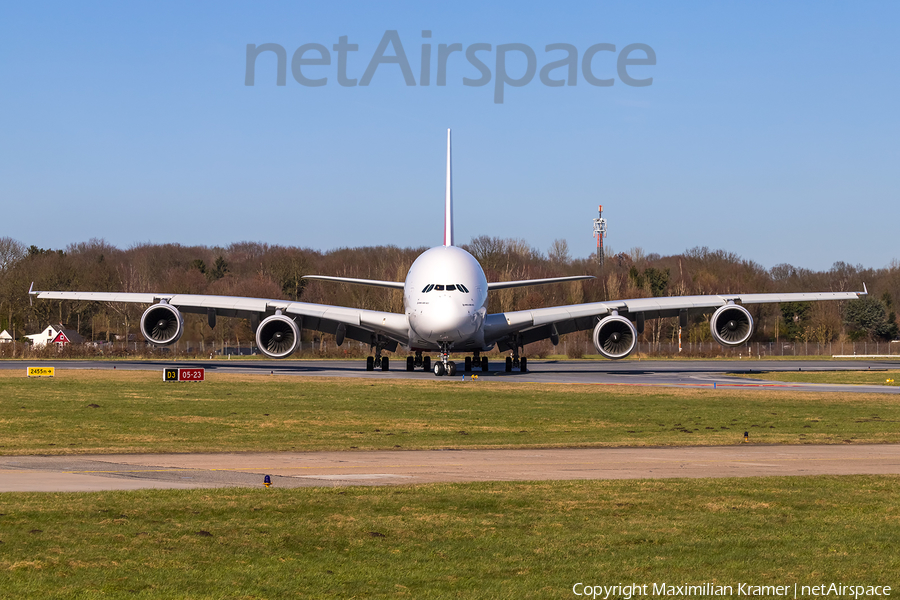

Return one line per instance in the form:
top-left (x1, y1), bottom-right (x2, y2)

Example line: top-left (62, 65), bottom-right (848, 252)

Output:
top-left (422, 296), bottom-right (478, 339)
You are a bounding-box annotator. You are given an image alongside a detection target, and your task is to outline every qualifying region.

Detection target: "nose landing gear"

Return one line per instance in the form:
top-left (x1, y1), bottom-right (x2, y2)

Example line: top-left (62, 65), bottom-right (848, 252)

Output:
top-left (433, 343), bottom-right (457, 376)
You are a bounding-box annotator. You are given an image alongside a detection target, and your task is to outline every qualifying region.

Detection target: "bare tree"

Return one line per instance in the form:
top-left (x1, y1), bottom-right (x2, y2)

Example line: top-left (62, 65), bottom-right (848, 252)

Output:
top-left (548, 239), bottom-right (570, 265)
top-left (0, 237), bottom-right (25, 272)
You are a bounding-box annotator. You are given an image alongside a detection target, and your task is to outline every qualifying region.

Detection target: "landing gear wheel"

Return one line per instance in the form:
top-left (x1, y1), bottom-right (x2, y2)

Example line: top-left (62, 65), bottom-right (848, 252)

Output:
top-left (505, 357), bottom-right (513, 372)
top-left (447, 361), bottom-right (457, 376)
top-left (366, 356), bottom-right (375, 371)
top-left (406, 356), bottom-right (415, 371)
top-left (433, 362), bottom-right (445, 376)
top-left (423, 356), bottom-right (431, 372)
top-left (464, 357), bottom-right (472, 372)
top-left (381, 356), bottom-right (390, 371)
top-left (481, 357), bottom-right (488, 371)
top-left (520, 357), bottom-right (527, 372)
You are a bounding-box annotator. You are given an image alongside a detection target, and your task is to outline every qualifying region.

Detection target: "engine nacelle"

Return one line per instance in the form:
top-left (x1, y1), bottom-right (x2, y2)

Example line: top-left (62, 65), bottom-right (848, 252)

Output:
top-left (592, 315), bottom-right (638, 360)
top-left (140, 303), bottom-right (184, 346)
top-left (256, 314), bottom-right (300, 358)
top-left (710, 303), bottom-right (753, 347)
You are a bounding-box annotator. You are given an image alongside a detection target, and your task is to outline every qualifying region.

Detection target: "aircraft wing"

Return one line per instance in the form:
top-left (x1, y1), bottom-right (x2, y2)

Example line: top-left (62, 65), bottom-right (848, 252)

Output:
top-left (302, 275), bottom-right (405, 289)
top-left (31, 290), bottom-right (409, 349)
top-left (487, 275), bottom-right (594, 290)
top-left (483, 289), bottom-right (867, 348)
top-left (302, 274), bottom-right (595, 291)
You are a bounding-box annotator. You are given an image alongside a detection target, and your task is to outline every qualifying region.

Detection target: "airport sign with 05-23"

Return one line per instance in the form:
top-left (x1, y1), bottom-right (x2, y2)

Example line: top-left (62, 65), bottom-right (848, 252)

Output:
top-left (163, 368), bottom-right (205, 382)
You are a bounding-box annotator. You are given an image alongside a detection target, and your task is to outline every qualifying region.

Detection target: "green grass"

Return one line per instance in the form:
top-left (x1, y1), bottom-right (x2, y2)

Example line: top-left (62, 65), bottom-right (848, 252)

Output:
top-left (4, 371), bottom-right (899, 598)
top-left (3, 371), bottom-right (900, 455)
top-left (735, 370), bottom-right (900, 386)
top-left (1, 476), bottom-right (897, 599)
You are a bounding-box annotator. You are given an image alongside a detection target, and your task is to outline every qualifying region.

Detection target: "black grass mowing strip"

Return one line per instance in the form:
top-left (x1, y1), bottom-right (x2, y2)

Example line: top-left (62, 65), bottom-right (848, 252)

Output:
top-left (0, 476), bottom-right (897, 598)
top-left (3, 371), bottom-right (900, 455)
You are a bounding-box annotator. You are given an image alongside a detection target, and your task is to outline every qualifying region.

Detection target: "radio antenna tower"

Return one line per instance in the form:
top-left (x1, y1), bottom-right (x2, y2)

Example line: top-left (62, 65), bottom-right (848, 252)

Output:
top-left (592, 205), bottom-right (607, 266)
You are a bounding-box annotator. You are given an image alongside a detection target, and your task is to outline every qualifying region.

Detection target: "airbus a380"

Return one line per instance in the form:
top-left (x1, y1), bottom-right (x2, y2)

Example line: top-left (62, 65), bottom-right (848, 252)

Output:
top-left (33, 130), bottom-right (867, 376)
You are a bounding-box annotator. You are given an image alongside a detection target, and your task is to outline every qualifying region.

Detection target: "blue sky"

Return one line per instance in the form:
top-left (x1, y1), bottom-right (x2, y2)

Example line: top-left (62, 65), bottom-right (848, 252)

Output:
top-left (2, 1), bottom-right (898, 270)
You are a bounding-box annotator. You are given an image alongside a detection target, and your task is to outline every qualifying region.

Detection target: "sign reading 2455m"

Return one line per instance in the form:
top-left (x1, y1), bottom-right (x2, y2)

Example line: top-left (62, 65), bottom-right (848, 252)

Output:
top-left (27, 366), bottom-right (55, 377)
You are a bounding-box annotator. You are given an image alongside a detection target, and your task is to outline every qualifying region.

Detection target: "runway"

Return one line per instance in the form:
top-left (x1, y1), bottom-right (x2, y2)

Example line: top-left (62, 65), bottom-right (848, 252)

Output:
top-left (3, 445), bottom-right (900, 492)
top-left (2, 358), bottom-right (899, 393)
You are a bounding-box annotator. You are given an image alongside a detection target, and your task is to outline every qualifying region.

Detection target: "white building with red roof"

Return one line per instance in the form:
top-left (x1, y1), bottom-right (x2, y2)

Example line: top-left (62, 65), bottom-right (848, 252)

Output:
top-left (25, 324), bottom-right (85, 348)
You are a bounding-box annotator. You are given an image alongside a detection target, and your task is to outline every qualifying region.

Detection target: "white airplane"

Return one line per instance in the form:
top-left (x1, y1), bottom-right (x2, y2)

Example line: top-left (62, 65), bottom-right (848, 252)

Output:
top-left (32, 130), bottom-right (867, 376)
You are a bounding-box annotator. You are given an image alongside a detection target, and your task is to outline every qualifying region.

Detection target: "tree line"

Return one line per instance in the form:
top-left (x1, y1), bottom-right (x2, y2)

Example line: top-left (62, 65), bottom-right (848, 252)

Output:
top-left (0, 236), bottom-right (897, 354)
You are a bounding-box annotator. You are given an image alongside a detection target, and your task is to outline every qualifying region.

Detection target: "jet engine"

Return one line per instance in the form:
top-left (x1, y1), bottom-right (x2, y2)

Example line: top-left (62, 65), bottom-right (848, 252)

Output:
top-left (140, 303), bottom-right (184, 346)
top-left (256, 314), bottom-right (300, 358)
top-left (710, 303), bottom-right (753, 346)
top-left (592, 314), bottom-right (637, 360)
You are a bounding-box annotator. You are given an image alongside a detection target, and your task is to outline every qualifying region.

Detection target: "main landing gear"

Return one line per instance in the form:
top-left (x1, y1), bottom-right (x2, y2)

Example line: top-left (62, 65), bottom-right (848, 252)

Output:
top-left (465, 351), bottom-right (489, 373)
top-left (504, 347), bottom-right (528, 373)
top-left (406, 351), bottom-right (431, 372)
top-left (366, 339), bottom-right (390, 371)
top-left (371, 347), bottom-right (516, 376)
top-left (431, 348), bottom-right (491, 377)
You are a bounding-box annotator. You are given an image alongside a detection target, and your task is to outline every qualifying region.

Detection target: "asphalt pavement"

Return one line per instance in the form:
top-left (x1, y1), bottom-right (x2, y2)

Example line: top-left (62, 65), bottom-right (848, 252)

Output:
top-left (2, 358), bottom-right (900, 393)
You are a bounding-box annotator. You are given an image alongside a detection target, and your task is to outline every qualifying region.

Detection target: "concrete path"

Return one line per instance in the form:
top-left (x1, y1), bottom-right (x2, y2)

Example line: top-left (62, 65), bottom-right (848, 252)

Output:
top-left (3, 444), bottom-right (899, 492)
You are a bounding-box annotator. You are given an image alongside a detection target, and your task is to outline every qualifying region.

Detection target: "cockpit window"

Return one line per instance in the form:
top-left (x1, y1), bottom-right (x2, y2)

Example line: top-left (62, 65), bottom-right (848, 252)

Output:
top-left (423, 284), bottom-right (470, 293)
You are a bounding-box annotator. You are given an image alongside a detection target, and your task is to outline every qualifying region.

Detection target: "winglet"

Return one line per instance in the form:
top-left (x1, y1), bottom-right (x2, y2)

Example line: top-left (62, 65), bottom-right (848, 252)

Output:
top-left (28, 281), bottom-right (34, 306)
top-left (861, 283), bottom-right (868, 297)
top-left (444, 128), bottom-right (454, 247)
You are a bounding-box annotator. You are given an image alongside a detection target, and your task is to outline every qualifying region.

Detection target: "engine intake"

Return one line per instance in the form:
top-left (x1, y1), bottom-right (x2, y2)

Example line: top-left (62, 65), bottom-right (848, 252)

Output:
top-left (710, 304), bottom-right (753, 346)
top-left (592, 315), bottom-right (637, 360)
top-left (140, 303), bottom-right (184, 346)
top-left (256, 314), bottom-right (300, 358)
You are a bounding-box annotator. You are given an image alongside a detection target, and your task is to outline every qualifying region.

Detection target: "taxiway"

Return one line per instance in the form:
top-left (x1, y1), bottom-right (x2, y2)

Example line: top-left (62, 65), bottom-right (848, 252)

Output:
top-left (1, 358), bottom-right (899, 393)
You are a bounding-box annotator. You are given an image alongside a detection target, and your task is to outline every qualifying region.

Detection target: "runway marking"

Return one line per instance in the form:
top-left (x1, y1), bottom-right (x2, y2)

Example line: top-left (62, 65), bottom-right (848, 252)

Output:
top-left (294, 474), bottom-right (412, 480)
top-left (13, 455), bottom-right (891, 478)
top-left (536, 380), bottom-right (801, 389)
top-left (6, 445), bottom-right (900, 491)
top-left (50, 464), bottom-right (467, 474)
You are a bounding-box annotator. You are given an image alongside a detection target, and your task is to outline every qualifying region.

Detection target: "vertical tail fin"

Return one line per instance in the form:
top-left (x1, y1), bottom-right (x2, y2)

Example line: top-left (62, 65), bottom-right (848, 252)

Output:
top-left (444, 128), bottom-right (454, 247)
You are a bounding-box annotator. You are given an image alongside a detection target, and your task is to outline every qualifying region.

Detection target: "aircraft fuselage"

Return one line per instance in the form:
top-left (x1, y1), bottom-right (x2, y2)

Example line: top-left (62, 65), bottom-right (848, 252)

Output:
top-left (404, 245), bottom-right (488, 351)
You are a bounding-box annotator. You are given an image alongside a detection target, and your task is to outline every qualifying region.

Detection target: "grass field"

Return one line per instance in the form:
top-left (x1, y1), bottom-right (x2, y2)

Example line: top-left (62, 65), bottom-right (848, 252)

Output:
top-left (3, 370), bottom-right (900, 455)
top-left (1, 476), bottom-right (898, 599)
top-left (4, 368), bottom-right (899, 599)
top-left (737, 370), bottom-right (900, 386)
